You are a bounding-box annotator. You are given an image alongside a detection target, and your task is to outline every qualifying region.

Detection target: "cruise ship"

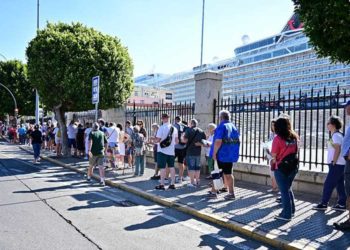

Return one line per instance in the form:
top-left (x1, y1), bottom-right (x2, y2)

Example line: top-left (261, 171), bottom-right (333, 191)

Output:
top-left (136, 14), bottom-right (350, 103)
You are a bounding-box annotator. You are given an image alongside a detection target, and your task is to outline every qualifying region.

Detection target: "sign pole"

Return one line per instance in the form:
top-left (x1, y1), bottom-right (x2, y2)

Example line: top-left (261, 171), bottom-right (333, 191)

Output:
top-left (92, 76), bottom-right (100, 122)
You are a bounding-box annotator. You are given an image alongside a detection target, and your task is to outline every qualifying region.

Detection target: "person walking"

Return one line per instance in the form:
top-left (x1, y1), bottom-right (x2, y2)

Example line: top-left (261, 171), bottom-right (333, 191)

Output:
top-left (87, 122), bottom-right (108, 186)
top-left (154, 113), bottom-right (178, 190)
top-left (132, 125), bottom-right (146, 176)
top-left (334, 100), bottom-right (350, 231)
top-left (18, 124), bottom-right (27, 144)
top-left (313, 116), bottom-right (347, 211)
top-left (209, 110), bottom-right (240, 200)
top-left (30, 124), bottom-right (42, 164)
top-left (271, 117), bottom-right (299, 221)
top-left (183, 119), bottom-right (206, 187)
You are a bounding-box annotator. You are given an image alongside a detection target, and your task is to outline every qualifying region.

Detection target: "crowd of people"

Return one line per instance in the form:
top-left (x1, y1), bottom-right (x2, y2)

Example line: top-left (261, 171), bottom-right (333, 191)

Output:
top-left (1, 100), bottom-right (349, 230)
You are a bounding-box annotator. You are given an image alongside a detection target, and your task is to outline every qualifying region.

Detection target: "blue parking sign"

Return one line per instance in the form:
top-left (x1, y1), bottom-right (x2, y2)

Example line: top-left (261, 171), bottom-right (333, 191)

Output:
top-left (92, 76), bottom-right (99, 104)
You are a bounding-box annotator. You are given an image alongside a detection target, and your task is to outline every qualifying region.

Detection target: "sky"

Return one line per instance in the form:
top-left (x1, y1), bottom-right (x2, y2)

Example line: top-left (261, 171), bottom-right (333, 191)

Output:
top-left (0, 0), bottom-right (294, 77)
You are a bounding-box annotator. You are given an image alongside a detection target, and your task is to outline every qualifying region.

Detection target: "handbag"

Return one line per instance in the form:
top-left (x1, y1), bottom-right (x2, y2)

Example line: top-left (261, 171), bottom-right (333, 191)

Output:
top-left (211, 161), bottom-right (224, 190)
top-left (160, 126), bottom-right (174, 148)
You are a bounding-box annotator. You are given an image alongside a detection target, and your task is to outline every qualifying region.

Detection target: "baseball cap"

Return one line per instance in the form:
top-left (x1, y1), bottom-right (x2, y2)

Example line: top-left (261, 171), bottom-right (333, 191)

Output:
top-left (161, 113), bottom-right (169, 118)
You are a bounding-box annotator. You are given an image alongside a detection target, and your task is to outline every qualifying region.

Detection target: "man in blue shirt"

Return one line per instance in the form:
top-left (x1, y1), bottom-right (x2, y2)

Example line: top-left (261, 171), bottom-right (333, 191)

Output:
top-left (335, 100), bottom-right (350, 231)
top-left (18, 124), bottom-right (27, 144)
top-left (210, 110), bottom-right (240, 200)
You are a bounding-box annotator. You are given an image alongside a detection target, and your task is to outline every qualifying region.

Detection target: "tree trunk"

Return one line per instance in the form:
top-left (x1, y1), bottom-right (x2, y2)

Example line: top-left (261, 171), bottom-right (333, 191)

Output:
top-left (54, 107), bottom-right (70, 157)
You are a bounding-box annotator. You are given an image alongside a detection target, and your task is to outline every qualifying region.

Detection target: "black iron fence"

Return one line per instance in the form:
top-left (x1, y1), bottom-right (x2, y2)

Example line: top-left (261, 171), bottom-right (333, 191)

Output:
top-left (214, 85), bottom-right (350, 172)
top-left (125, 101), bottom-right (195, 137)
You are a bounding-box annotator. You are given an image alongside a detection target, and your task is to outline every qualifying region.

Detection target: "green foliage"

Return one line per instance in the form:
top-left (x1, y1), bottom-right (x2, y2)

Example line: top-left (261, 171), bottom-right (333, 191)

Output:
top-left (0, 60), bottom-right (35, 116)
top-left (293, 0), bottom-right (350, 64)
top-left (26, 22), bottom-right (134, 112)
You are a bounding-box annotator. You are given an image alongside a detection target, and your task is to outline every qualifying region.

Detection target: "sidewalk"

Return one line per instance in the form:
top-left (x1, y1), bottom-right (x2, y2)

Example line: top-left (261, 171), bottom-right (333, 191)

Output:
top-left (19, 145), bottom-right (350, 249)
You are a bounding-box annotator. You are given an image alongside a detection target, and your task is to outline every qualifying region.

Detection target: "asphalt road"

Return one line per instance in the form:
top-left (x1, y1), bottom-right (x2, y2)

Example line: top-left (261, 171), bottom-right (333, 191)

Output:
top-left (0, 141), bottom-right (273, 250)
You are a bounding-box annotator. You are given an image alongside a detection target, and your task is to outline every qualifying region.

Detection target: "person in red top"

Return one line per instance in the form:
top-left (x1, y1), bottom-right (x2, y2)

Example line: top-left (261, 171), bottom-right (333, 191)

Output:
top-left (271, 117), bottom-right (299, 221)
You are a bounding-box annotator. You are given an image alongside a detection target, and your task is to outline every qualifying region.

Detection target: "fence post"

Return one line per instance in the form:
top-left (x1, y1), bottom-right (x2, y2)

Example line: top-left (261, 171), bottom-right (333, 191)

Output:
top-left (194, 71), bottom-right (223, 170)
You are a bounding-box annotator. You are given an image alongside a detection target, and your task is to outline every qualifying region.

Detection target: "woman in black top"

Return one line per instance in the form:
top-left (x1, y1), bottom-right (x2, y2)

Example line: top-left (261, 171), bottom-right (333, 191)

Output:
top-left (76, 124), bottom-right (85, 157)
top-left (30, 124), bottom-right (42, 164)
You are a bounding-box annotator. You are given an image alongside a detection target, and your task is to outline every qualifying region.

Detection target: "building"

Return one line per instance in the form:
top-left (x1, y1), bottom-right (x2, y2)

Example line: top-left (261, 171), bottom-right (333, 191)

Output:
top-left (135, 14), bottom-right (350, 102)
top-left (127, 84), bottom-right (173, 105)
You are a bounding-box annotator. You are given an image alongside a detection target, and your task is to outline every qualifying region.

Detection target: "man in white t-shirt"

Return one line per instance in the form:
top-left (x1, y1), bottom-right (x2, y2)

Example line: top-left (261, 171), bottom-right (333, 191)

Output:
top-left (154, 113), bottom-right (178, 190)
top-left (67, 120), bottom-right (78, 156)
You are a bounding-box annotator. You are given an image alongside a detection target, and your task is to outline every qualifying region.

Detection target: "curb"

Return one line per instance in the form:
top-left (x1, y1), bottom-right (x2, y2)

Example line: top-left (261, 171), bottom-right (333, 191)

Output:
top-left (18, 145), bottom-right (306, 250)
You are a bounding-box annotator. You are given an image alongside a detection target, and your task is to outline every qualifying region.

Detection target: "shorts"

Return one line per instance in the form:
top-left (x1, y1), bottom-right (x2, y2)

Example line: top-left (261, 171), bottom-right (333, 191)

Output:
top-left (186, 155), bottom-right (201, 171)
top-left (217, 160), bottom-right (234, 175)
top-left (126, 146), bottom-right (134, 156)
top-left (89, 155), bottom-right (104, 167)
top-left (175, 148), bottom-right (186, 164)
top-left (345, 160), bottom-right (350, 197)
top-left (68, 138), bottom-right (77, 148)
top-left (108, 142), bottom-right (118, 148)
top-left (55, 138), bottom-right (62, 144)
top-left (157, 152), bottom-right (175, 169)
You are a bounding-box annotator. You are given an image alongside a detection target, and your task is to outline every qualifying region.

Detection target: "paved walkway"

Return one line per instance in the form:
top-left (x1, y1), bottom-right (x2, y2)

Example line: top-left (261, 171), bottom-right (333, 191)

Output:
top-left (18, 145), bottom-right (350, 249)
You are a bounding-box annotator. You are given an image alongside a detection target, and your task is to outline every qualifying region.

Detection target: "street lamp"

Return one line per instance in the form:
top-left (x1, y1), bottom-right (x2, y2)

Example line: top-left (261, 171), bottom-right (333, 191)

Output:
top-left (200, 0), bottom-right (205, 68)
top-left (35, 0), bottom-right (40, 125)
top-left (0, 82), bottom-right (18, 122)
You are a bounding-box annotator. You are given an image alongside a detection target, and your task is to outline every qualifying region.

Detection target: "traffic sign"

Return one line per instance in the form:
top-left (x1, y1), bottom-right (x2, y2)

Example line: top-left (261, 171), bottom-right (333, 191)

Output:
top-left (92, 76), bottom-right (100, 104)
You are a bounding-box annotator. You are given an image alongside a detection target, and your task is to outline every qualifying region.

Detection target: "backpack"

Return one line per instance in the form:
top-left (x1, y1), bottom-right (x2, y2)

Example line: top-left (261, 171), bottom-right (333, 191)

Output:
top-left (177, 123), bottom-right (188, 145)
top-left (134, 133), bottom-right (144, 149)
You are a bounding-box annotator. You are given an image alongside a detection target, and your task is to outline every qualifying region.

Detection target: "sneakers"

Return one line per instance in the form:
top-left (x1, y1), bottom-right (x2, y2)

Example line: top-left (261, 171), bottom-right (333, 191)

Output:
top-left (187, 183), bottom-right (196, 188)
top-left (219, 187), bottom-right (228, 193)
top-left (332, 204), bottom-right (346, 212)
top-left (150, 175), bottom-right (160, 180)
top-left (313, 203), bottom-right (328, 211)
top-left (155, 185), bottom-right (165, 190)
top-left (334, 220), bottom-right (350, 231)
top-left (275, 215), bottom-right (291, 221)
top-left (99, 181), bottom-right (105, 186)
top-left (207, 191), bottom-right (218, 199)
top-left (224, 193), bottom-right (236, 200)
top-left (168, 184), bottom-right (176, 190)
top-left (183, 176), bottom-right (191, 181)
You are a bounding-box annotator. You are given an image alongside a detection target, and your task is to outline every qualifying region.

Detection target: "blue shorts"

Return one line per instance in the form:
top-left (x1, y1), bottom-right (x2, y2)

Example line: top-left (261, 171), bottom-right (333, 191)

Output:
top-left (68, 139), bottom-right (76, 148)
top-left (186, 156), bottom-right (201, 171)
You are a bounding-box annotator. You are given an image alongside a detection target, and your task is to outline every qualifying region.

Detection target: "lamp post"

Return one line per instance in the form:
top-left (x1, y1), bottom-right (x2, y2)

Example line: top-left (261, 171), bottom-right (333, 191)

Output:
top-left (35, 0), bottom-right (40, 125)
top-left (200, 0), bottom-right (205, 68)
top-left (0, 82), bottom-right (18, 123)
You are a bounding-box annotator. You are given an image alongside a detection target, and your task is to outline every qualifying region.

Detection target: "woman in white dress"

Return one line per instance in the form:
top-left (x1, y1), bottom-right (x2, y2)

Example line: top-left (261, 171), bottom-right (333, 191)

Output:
top-left (84, 123), bottom-right (92, 160)
top-left (116, 123), bottom-right (127, 168)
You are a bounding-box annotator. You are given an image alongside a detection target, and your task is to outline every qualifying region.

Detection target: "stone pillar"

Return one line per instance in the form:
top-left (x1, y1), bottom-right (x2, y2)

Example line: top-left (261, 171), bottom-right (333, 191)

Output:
top-left (194, 71), bottom-right (223, 172)
top-left (194, 71), bottom-right (222, 129)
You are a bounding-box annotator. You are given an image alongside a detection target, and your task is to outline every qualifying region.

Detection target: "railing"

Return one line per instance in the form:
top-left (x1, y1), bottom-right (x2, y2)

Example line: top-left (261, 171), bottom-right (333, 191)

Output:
top-left (214, 85), bottom-right (350, 172)
top-left (125, 101), bottom-right (195, 137)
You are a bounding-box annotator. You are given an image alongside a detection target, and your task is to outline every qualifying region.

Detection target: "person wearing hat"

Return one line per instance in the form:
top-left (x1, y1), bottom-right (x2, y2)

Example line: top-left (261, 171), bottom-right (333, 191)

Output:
top-left (154, 113), bottom-right (178, 190)
top-left (334, 100), bottom-right (350, 231)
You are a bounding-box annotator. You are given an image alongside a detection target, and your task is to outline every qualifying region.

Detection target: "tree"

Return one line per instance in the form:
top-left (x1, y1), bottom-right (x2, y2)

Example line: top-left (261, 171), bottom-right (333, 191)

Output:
top-left (293, 0), bottom-right (350, 64)
top-left (0, 60), bottom-right (35, 118)
top-left (26, 22), bottom-right (134, 155)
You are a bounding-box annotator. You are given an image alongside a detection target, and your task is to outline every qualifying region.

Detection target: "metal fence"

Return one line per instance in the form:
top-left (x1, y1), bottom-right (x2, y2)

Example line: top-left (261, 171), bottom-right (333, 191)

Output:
top-left (125, 101), bottom-right (195, 137)
top-left (214, 85), bottom-right (350, 172)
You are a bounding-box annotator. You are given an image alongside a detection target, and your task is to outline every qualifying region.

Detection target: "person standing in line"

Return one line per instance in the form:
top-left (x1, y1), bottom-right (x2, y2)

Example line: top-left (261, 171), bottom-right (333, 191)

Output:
top-left (313, 116), bottom-right (347, 211)
top-left (204, 123), bottom-right (216, 179)
top-left (154, 113), bottom-right (178, 190)
top-left (116, 124), bottom-right (126, 169)
top-left (210, 110), bottom-right (240, 200)
top-left (334, 100), bottom-right (350, 231)
top-left (125, 120), bottom-right (135, 168)
top-left (182, 119), bottom-right (206, 187)
top-left (132, 125), bottom-right (146, 176)
top-left (173, 116), bottom-right (189, 184)
top-left (84, 123), bottom-right (92, 160)
top-left (67, 120), bottom-right (78, 156)
top-left (87, 122), bottom-right (108, 186)
top-left (263, 120), bottom-right (278, 192)
top-left (106, 122), bottom-right (120, 169)
top-left (76, 123), bottom-right (86, 158)
top-left (53, 124), bottom-right (62, 157)
top-left (18, 124), bottom-right (27, 144)
top-left (30, 124), bottom-right (42, 165)
top-left (271, 117), bottom-right (299, 221)
top-left (149, 123), bottom-right (160, 180)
